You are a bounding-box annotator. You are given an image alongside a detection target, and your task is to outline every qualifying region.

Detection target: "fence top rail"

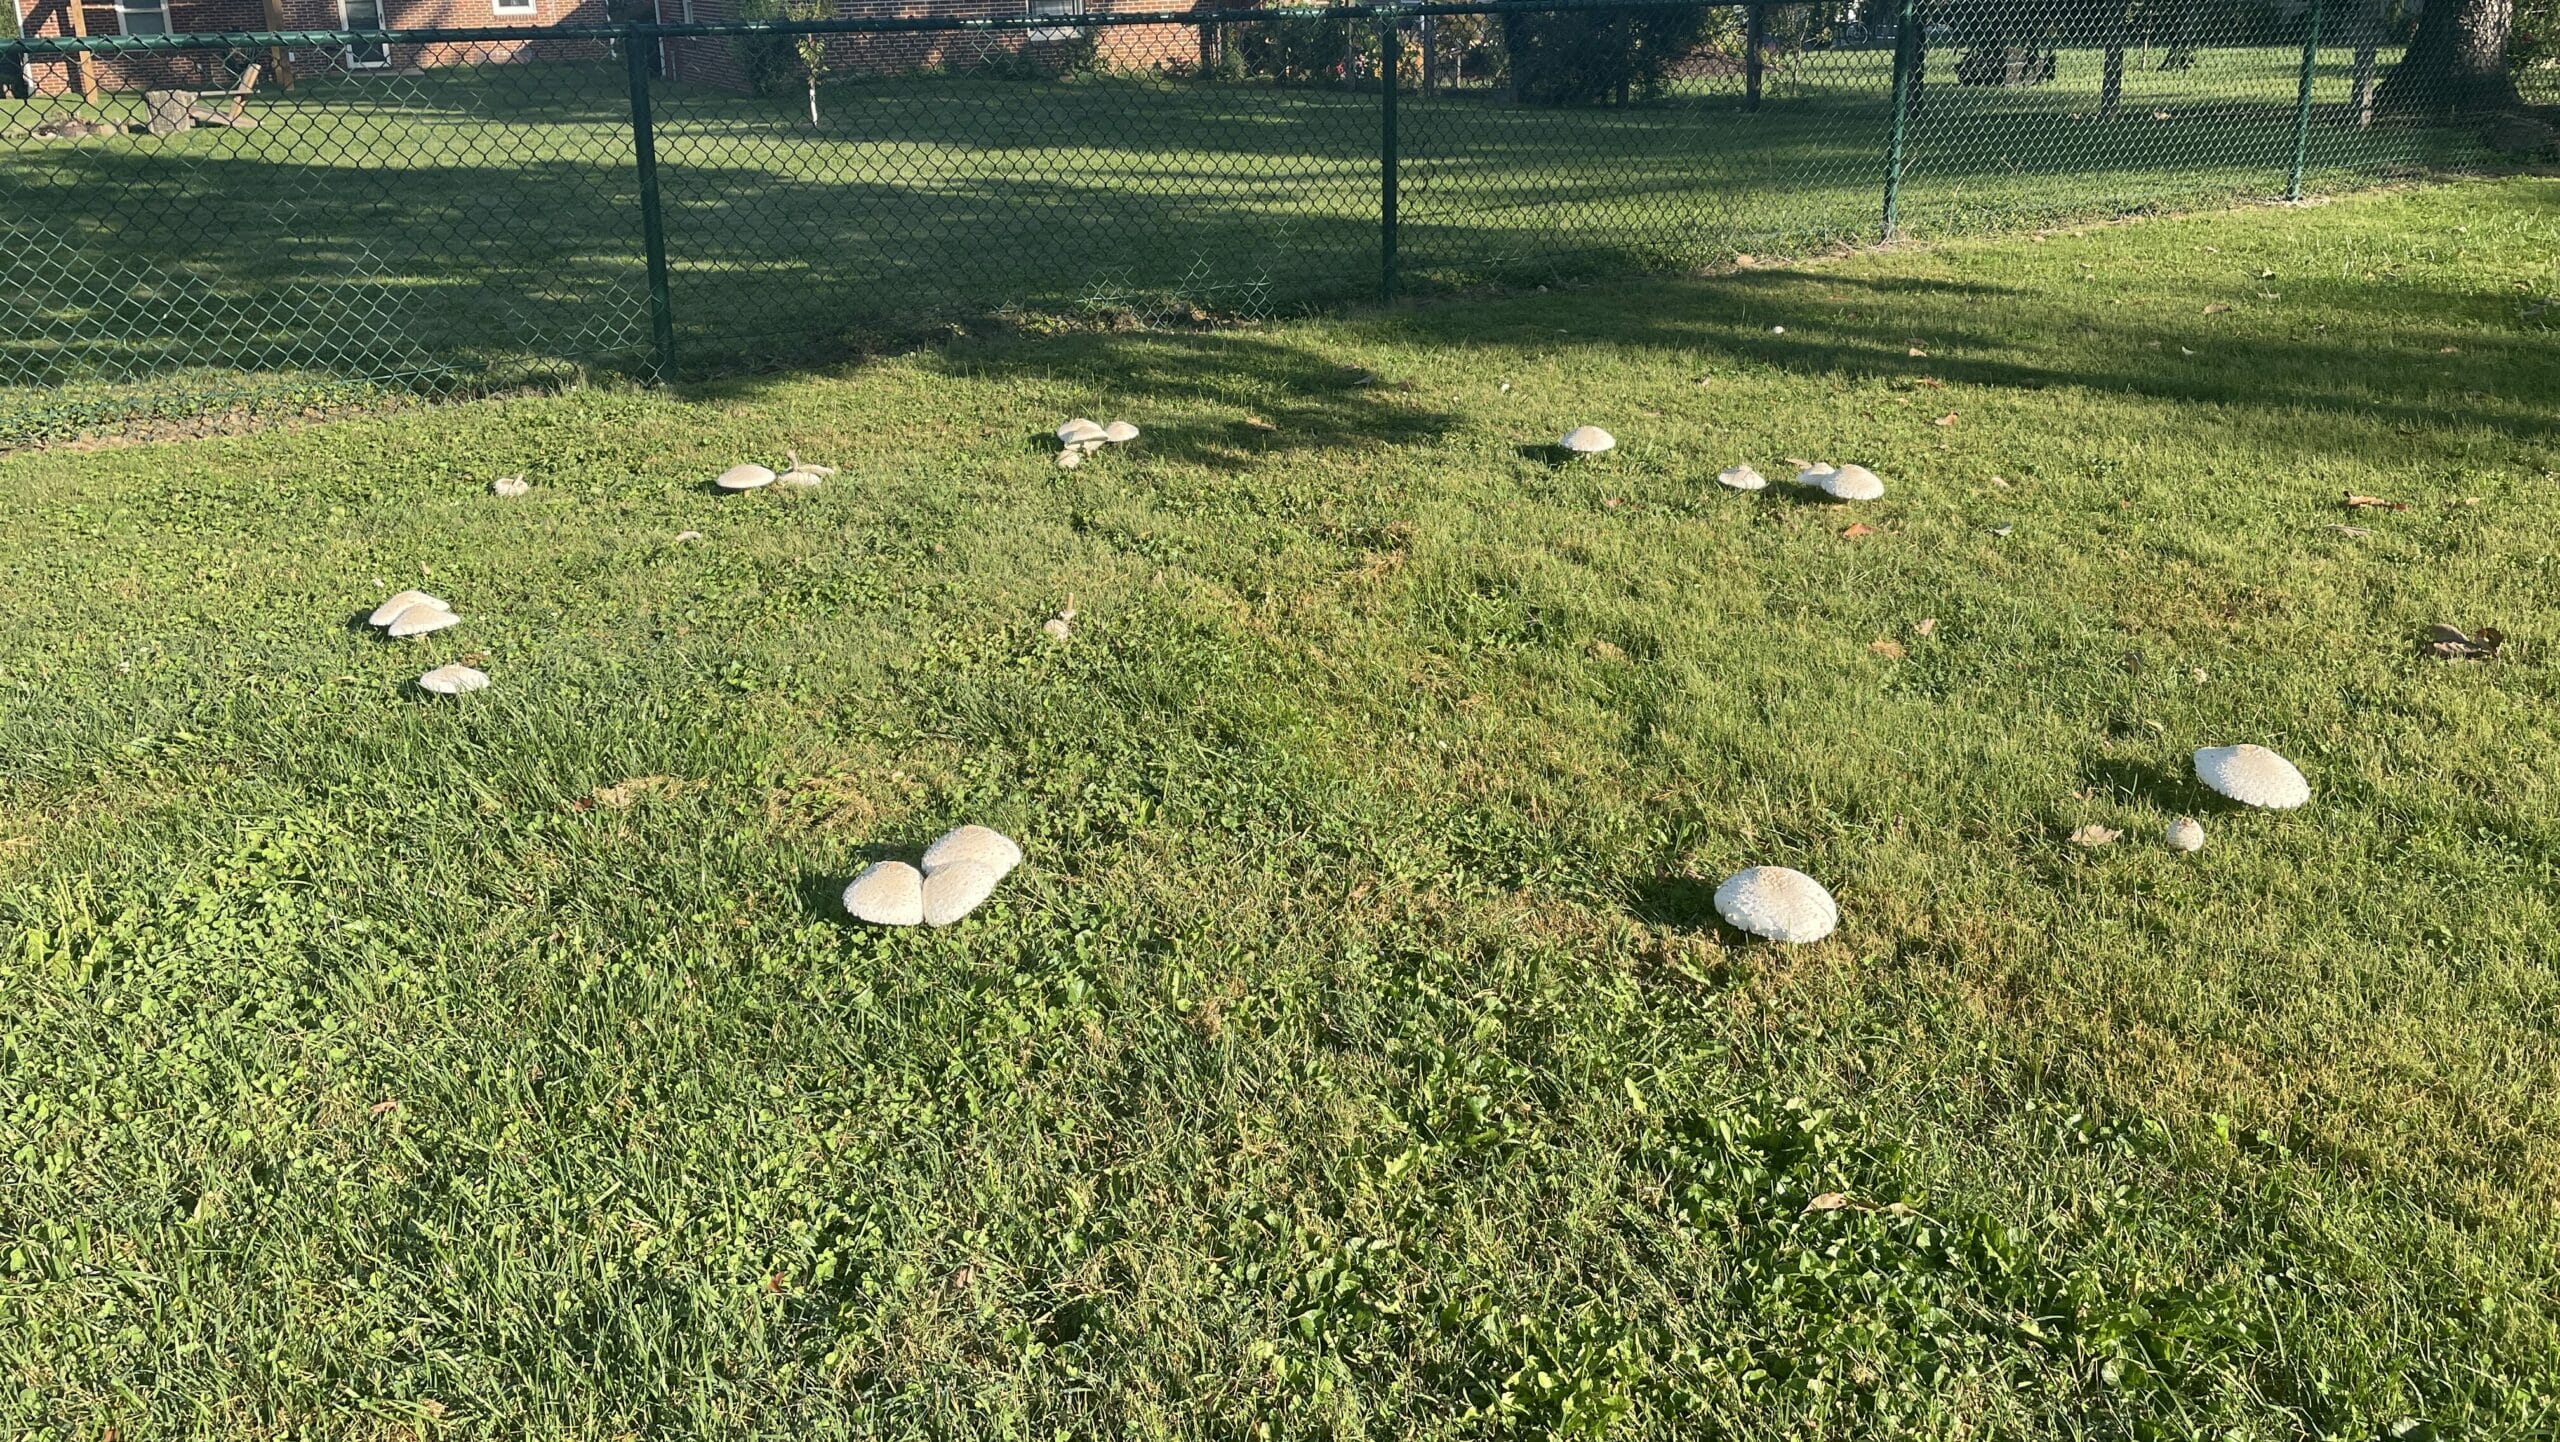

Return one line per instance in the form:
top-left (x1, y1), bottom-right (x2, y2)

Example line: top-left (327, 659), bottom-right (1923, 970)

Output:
top-left (0, 0), bottom-right (1750, 56)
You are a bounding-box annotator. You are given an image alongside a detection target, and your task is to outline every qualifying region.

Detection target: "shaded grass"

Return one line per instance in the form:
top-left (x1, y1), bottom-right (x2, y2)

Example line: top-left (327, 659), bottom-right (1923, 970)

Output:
top-left (2, 177), bottom-right (2558, 1438)
top-left (1, 38), bottom-right (2491, 442)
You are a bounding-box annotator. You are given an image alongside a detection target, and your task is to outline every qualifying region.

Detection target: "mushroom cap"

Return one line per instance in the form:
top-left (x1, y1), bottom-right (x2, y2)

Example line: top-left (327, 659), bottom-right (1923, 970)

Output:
top-left (417, 663), bottom-right (490, 696)
top-left (1712, 866), bottom-right (1839, 944)
top-left (1820, 464), bottom-right (1885, 501)
top-left (1102, 420), bottom-right (1140, 444)
top-left (776, 468), bottom-right (824, 489)
top-left (1790, 464), bottom-right (1837, 489)
top-left (1055, 448), bottom-right (1086, 470)
top-left (2165, 816), bottom-right (2205, 852)
top-left (1558, 425), bottom-right (1616, 455)
top-left (1042, 616), bottom-right (1073, 641)
top-left (843, 861), bottom-right (925, 927)
top-left (490, 476), bottom-right (529, 497)
top-left (2192, 745), bottom-right (2310, 810)
top-left (921, 859), bottom-right (1002, 927)
top-left (922, 824), bottom-right (1022, 881)
top-left (1717, 464), bottom-right (1767, 491)
top-left (716, 463), bottom-right (776, 491)
top-left (1057, 418), bottom-right (1108, 446)
top-left (369, 589), bottom-right (445, 627)
top-left (386, 604), bottom-right (462, 639)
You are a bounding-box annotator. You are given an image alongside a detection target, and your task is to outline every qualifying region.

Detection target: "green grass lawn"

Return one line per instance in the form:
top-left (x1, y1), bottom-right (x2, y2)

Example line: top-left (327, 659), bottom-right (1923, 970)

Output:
top-left (1, 36), bottom-right (2488, 443)
top-left (5, 176), bottom-right (2559, 1438)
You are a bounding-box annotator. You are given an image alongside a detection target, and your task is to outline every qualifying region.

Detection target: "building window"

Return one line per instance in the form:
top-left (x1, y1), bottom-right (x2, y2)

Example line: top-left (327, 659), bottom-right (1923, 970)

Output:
top-left (117, 0), bottom-right (173, 35)
top-left (494, 0), bottom-right (538, 13)
top-left (1025, 0), bottom-right (1082, 42)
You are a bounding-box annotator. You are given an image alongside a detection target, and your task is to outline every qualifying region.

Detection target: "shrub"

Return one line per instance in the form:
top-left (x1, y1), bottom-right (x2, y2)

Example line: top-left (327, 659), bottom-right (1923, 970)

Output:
top-left (1499, 5), bottom-right (1720, 106)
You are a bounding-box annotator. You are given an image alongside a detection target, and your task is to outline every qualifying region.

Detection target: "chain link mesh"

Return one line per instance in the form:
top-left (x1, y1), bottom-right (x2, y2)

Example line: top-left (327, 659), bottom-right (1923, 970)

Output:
top-left (1, 2), bottom-right (2523, 446)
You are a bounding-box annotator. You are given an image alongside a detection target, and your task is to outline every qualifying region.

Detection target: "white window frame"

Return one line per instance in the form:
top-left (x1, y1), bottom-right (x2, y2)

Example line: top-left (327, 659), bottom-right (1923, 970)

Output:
top-left (1025, 0), bottom-right (1084, 43)
top-left (493, 0), bottom-right (538, 14)
top-left (116, 0), bottom-right (173, 36)
top-left (339, 0), bottom-right (391, 69)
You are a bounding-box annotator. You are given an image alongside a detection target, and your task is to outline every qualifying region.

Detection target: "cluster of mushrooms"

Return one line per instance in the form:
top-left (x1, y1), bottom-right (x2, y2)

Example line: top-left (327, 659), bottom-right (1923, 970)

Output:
top-left (366, 589), bottom-right (489, 695)
top-left (843, 825), bottom-right (1023, 928)
top-left (1719, 461), bottom-right (1886, 502)
top-left (1056, 417), bottom-right (1139, 469)
top-left (716, 449), bottom-right (835, 493)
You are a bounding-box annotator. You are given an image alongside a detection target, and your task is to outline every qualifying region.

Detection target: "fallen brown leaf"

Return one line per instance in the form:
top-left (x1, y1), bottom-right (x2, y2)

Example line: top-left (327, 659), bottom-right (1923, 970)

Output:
top-left (1933, 412), bottom-right (1958, 427)
top-left (1806, 1192), bottom-right (1850, 1213)
top-left (1912, 376), bottom-right (1944, 388)
top-left (1908, 346), bottom-right (1928, 357)
top-left (2203, 303), bottom-right (2232, 315)
top-left (2069, 824), bottom-right (2123, 847)
top-left (2343, 493), bottom-right (2409, 512)
top-left (2328, 523), bottom-right (2371, 537)
top-left (1841, 523), bottom-right (1878, 539)
top-left (1734, 253), bottom-right (1757, 266)
top-left (1869, 637), bottom-right (1905, 659)
top-left (1242, 415), bottom-right (1278, 432)
top-left (1913, 617), bottom-right (1938, 637)
top-left (369, 1099), bottom-right (401, 1116)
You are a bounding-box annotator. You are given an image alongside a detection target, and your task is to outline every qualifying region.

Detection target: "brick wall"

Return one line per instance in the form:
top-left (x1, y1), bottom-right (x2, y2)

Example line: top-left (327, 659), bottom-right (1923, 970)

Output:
top-left (661, 0), bottom-right (1212, 93)
top-left (12, 0), bottom-right (610, 95)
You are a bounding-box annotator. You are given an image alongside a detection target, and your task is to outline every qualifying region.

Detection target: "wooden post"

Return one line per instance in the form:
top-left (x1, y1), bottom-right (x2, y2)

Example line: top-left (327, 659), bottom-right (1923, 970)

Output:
top-left (262, 0), bottom-right (295, 90)
top-left (65, 0), bottom-right (100, 105)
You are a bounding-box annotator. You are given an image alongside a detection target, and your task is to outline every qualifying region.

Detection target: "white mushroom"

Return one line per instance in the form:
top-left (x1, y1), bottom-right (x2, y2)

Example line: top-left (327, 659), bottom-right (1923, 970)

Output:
top-left (369, 589), bottom-right (445, 627)
top-left (490, 476), bottom-right (530, 498)
top-left (922, 824), bottom-right (1022, 882)
top-left (1057, 418), bottom-right (1108, 448)
top-left (1712, 866), bottom-right (1839, 944)
top-left (386, 604), bottom-right (463, 639)
top-left (1102, 421), bottom-right (1140, 445)
top-left (1717, 464), bottom-right (1767, 491)
top-left (2165, 816), bottom-right (2205, 852)
top-left (777, 467), bottom-right (825, 489)
top-left (1055, 448), bottom-right (1085, 470)
top-left (2192, 744), bottom-right (2310, 810)
top-left (1042, 617), bottom-right (1073, 641)
top-left (843, 861), bottom-right (925, 927)
top-left (716, 463), bottom-right (776, 492)
top-left (1819, 464), bottom-right (1885, 502)
top-left (784, 449), bottom-right (837, 478)
top-left (417, 663), bottom-right (490, 695)
top-left (1558, 426), bottom-right (1616, 457)
top-left (921, 860), bottom-right (1002, 927)
top-left (1790, 464), bottom-right (1837, 489)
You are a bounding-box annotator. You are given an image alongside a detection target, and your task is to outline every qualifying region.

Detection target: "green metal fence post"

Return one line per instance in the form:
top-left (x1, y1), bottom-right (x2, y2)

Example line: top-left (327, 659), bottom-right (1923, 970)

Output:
top-left (1379, 12), bottom-right (1400, 304)
top-left (2287, 0), bottom-right (2324, 201)
top-left (626, 31), bottom-right (678, 384)
top-left (1881, 0), bottom-right (1923, 240)
top-left (1745, 3), bottom-right (1764, 112)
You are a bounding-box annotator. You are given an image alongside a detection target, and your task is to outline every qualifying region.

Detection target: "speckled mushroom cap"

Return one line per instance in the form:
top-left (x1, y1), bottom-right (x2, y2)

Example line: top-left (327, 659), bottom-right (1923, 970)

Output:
top-left (2193, 745), bottom-right (2310, 809)
top-left (1820, 464), bottom-right (1885, 501)
top-left (843, 861), bottom-right (924, 927)
top-left (1102, 421), bottom-right (1140, 444)
top-left (922, 825), bottom-right (1022, 882)
top-left (1057, 418), bottom-right (1108, 446)
top-left (716, 463), bottom-right (777, 491)
top-left (922, 860), bottom-right (1002, 927)
top-left (1558, 425), bottom-right (1616, 456)
top-left (417, 663), bottom-right (490, 696)
top-left (369, 589), bottom-right (445, 627)
top-left (1718, 464), bottom-right (1767, 491)
top-left (2165, 816), bottom-right (2205, 852)
top-left (1712, 866), bottom-right (1839, 944)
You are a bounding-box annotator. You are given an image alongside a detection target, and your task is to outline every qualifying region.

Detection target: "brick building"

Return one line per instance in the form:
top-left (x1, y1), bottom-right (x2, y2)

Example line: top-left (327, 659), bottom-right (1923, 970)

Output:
top-left (12, 0), bottom-right (1211, 96)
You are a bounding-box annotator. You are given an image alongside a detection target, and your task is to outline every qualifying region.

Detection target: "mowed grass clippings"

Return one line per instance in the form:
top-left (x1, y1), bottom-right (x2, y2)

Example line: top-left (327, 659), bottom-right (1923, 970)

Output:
top-left (2, 178), bottom-right (2557, 1438)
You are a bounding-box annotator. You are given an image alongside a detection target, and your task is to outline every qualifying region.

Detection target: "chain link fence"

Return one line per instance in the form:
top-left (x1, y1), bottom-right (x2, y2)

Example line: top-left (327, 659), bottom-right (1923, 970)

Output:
top-left (1, 1), bottom-right (2523, 445)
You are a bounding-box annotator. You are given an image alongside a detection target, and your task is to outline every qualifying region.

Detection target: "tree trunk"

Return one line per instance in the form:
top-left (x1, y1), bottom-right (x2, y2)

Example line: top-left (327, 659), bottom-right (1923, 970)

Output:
top-left (2377, 0), bottom-right (2516, 113)
top-left (2351, 42), bottom-right (2377, 126)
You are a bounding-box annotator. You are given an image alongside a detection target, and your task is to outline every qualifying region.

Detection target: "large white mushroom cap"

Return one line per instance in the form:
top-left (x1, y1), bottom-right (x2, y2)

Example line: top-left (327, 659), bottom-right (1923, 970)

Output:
top-left (1718, 464), bottom-right (1767, 491)
top-left (1102, 421), bottom-right (1140, 445)
top-left (922, 860), bottom-right (1002, 927)
top-left (1820, 464), bottom-right (1885, 501)
top-left (1790, 464), bottom-right (1837, 489)
top-left (843, 861), bottom-right (924, 926)
top-left (1712, 866), bottom-right (1839, 944)
top-left (1558, 425), bottom-right (1616, 456)
top-left (2192, 745), bottom-right (2309, 809)
top-left (369, 589), bottom-right (445, 627)
top-left (1058, 418), bottom-right (1108, 447)
top-left (922, 824), bottom-right (1022, 882)
top-left (716, 463), bottom-right (776, 492)
top-left (417, 663), bottom-right (490, 696)
top-left (385, 603), bottom-right (462, 638)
